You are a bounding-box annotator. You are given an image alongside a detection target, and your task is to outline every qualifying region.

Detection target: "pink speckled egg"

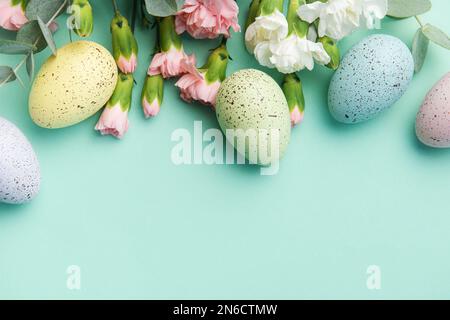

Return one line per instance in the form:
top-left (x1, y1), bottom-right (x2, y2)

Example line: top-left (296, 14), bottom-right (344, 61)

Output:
top-left (416, 72), bottom-right (450, 148)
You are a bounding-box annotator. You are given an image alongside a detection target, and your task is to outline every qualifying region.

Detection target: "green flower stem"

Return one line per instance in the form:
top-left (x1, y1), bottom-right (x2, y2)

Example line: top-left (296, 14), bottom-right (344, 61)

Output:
top-left (201, 44), bottom-right (230, 84)
top-left (111, 0), bottom-right (119, 14)
top-left (288, 0), bottom-right (309, 37)
top-left (158, 16), bottom-right (182, 52)
top-left (111, 12), bottom-right (138, 60)
top-left (319, 36), bottom-right (340, 70)
top-left (259, 0), bottom-right (284, 16)
top-left (245, 0), bottom-right (261, 29)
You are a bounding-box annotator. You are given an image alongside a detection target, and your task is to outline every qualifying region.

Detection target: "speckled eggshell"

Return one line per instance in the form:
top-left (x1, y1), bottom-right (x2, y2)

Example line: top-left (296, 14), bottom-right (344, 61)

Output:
top-left (29, 41), bottom-right (118, 129)
top-left (0, 117), bottom-right (40, 204)
top-left (216, 69), bottom-right (291, 165)
top-left (329, 34), bottom-right (414, 124)
top-left (415, 72), bottom-right (450, 148)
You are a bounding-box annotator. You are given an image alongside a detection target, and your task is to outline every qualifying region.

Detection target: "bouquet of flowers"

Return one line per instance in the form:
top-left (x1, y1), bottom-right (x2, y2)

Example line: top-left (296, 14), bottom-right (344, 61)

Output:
top-left (0, 0), bottom-right (449, 138)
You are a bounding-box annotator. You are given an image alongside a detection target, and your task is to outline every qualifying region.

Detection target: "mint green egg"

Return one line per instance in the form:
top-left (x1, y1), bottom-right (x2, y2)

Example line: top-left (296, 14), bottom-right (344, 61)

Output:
top-left (216, 69), bottom-right (291, 165)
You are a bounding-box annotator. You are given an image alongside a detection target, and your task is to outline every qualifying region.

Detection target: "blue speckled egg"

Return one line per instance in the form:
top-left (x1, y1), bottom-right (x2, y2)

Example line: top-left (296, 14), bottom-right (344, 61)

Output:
top-left (328, 34), bottom-right (414, 124)
top-left (0, 117), bottom-right (40, 205)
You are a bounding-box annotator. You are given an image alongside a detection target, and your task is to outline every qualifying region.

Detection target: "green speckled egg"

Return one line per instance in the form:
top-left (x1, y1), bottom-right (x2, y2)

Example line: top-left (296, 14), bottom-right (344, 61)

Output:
top-left (29, 41), bottom-right (118, 129)
top-left (216, 69), bottom-right (291, 165)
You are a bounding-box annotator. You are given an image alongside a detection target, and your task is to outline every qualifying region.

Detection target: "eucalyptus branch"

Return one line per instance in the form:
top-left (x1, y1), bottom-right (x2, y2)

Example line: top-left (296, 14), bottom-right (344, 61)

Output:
top-left (415, 15), bottom-right (424, 28)
top-left (0, 0), bottom-right (68, 87)
top-left (47, 0), bottom-right (68, 27)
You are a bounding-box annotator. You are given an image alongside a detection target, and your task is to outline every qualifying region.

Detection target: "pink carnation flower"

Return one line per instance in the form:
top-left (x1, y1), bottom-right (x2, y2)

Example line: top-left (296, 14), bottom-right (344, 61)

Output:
top-left (0, 0), bottom-right (27, 31)
top-left (175, 60), bottom-right (221, 107)
top-left (148, 46), bottom-right (196, 79)
top-left (95, 104), bottom-right (130, 139)
top-left (175, 0), bottom-right (240, 39)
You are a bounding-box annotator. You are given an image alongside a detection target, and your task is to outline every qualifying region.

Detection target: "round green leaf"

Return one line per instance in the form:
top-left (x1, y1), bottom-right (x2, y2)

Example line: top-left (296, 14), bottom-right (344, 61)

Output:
top-left (422, 24), bottom-right (450, 50)
top-left (0, 39), bottom-right (35, 55)
top-left (145, 0), bottom-right (184, 17)
top-left (412, 27), bottom-right (429, 73)
top-left (26, 52), bottom-right (35, 80)
top-left (0, 66), bottom-right (17, 85)
top-left (16, 21), bottom-right (48, 53)
top-left (26, 0), bottom-right (66, 23)
top-left (37, 16), bottom-right (57, 56)
top-left (387, 0), bottom-right (431, 18)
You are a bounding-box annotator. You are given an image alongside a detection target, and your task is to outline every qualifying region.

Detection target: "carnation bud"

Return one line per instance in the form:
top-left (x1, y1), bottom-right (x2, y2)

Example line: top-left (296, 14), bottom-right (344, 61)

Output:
top-left (141, 74), bottom-right (164, 118)
top-left (72, 0), bottom-right (93, 37)
top-left (95, 73), bottom-right (134, 139)
top-left (202, 42), bottom-right (230, 84)
top-left (282, 73), bottom-right (305, 127)
top-left (111, 12), bottom-right (138, 74)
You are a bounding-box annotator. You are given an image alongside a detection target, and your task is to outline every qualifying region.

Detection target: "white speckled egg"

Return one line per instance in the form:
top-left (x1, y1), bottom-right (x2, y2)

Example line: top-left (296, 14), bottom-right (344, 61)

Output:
top-left (216, 69), bottom-right (291, 165)
top-left (29, 41), bottom-right (118, 129)
top-left (329, 34), bottom-right (414, 124)
top-left (416, 72), bottom-right (450, 148)
top-left (0, 117), bottom-right (40, 204)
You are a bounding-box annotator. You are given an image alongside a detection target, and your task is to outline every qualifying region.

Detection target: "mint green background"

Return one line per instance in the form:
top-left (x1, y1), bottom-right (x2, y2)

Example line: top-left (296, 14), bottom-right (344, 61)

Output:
top-left (1, 0), bottom-right (450, 299)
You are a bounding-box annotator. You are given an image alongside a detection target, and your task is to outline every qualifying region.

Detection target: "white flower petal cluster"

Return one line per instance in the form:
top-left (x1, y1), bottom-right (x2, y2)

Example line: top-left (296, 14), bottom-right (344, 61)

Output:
top-left (245, 9), bottom-right (288, 53)
top-left (269, 34), bottom-right (331, 73)
top-left (245, 8), bottom-right (330, 74)
top-left (298, 0), bottom-right (388, 40)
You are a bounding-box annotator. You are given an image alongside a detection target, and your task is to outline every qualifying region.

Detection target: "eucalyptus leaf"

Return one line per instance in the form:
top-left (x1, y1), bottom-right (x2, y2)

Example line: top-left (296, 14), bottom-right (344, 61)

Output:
top-left (412, 27), bottom-right (429, 73)
top-left (422, 24), bottom-right (450, 50)
top-left (0, 66), bottom-right (16, 84)
top-left (0, 39), bottom-right (35, 55)
top-left (37, 16), bottom-right (57, 56)
top-left (26, 0), bottom-right (66, 23)
top-left (387, 0), bottom-right (431, 18)
top-left (145, 0), bottom-right (184, 17)
top-left (16, 21), bottom-right (48, 53)
top-left (26, 53), bottom-right (35, 80)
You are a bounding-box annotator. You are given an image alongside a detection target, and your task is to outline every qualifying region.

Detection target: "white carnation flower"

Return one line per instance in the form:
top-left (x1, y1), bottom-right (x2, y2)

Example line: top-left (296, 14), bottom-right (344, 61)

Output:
top-left (297, 0), bottom-right (387, 40)
top-left (269, 34), bottom-right (331, 74)
top-left (245, 9), bottom-right (289, 53)
top-left (361, 0), bottom-right (388, 29)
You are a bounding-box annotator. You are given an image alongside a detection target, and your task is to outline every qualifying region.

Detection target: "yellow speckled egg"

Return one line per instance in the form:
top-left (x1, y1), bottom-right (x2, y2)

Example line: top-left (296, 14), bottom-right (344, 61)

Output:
top-left (29, 41), bottom-right (118, 129)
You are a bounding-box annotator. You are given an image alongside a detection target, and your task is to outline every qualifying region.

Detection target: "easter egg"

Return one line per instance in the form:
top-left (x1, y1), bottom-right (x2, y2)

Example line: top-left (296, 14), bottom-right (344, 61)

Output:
top-left (329, 34), bottom-right (414, 124)
top-left (416, 72), bottom-right (450, 148)
top-left (0, 117), bottom-right (40, 205)
top-left (29, 41), bottom-right (118, 129)
top-left (216, 69), bottom-right (291, 165)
